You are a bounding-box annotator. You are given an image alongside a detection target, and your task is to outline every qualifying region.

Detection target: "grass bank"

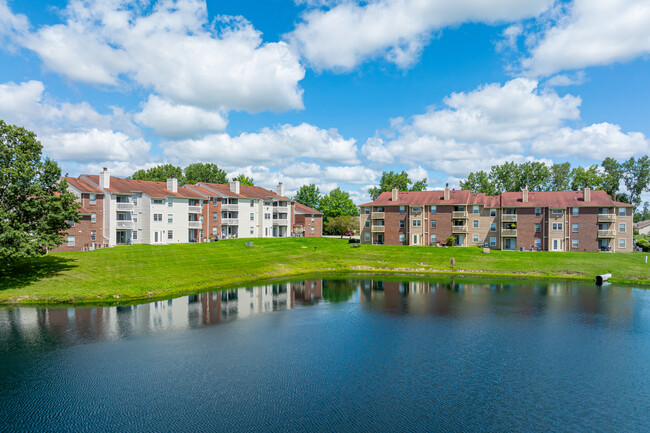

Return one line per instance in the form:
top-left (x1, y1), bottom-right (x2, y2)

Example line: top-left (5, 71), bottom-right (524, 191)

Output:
top-left (1, 237), bottom-right (648, 305)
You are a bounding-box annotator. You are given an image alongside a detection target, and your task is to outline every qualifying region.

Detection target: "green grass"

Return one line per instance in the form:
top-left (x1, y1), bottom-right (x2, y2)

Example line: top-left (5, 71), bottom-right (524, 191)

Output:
top-left (1, 237), bottom-right (649, 305)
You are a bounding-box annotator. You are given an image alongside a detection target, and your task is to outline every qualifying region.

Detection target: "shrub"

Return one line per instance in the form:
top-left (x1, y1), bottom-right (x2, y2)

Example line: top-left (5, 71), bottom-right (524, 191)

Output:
top-left (445, 236), bottom-right (455, 246)
top-left (636, 239), bottom-right (650, 252)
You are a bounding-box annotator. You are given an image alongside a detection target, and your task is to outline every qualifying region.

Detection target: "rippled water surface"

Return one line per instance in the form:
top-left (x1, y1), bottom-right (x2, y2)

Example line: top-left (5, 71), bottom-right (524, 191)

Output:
top-left (1, 277), bottom-right (650, 432)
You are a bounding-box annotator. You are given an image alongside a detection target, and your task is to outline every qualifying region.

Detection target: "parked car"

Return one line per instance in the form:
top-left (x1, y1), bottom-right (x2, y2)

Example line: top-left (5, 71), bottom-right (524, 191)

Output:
top-left (344, 231), bottom-right (354, 236)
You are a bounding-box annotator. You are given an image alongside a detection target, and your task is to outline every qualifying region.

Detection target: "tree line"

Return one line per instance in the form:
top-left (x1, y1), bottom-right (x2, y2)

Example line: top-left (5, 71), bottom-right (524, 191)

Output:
top-left (130, 163), bottom-right (254, 186)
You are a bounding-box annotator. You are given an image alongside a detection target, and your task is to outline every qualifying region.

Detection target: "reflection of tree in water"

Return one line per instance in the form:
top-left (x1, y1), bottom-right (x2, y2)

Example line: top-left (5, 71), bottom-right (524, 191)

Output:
top-left (322, 279), bottom-right (357, 303)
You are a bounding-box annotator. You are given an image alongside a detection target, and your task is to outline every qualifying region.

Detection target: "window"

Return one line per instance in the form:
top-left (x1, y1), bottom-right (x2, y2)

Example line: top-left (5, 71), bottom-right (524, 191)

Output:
top-left (89, 194), bottom-right (96, 205)
top-left (618, 207), bottom-right (626, 217)
top-left (311, 215), bottom-right (315, 222)
top-left (168, 198), bottom-right (173, 207)
top-left (431, 220), bottom-right (436, 228)
top-left (68, 235), bottom-right (75, 246)
top-left (412, 207), bottom-right (422, 213)
top-left (264, 201), bottom-right (271, 206)
top-left (132, 197), bottom-right (137, 206)
top-left (552, 209), bottom-right (563, 215)
top-left (619, 223), bottom-right (626, 233)
top-left (552, 222), bottom-right (563, 230)
top-left (168, 230), bottom-right (173, 240)
top-left (364, 233), bottom-right (370, 241)
top-left (535, 223), bottom-right (541, 233)
top-left (265, 228), bottom-right (268, 236)
top-left (167, 214), bottom-right (173, 223)
top-left (490, 223), bottom-right (496, 232)
top-left (249, 213), bottom-right (254, 221)
top-left (473, 234), bottom-right (479, 243)
top-left (473, 220), bottom-right (479, 228)
top-left (91, 213), bottom-right (96, 223)
top-left (400, 206), bottom-right (405, 214)
top-left (572, 207), bottom-right (579, 217)
top-left (133, 216), bottom-right (137, 223)
top-left (265, 213), bottom-right (271, 220)
top-left (311, 227), bottom-right (315, 234)
top-left (412, 220), bottom-right (421, 227)
top-left (431, 234), bottom-right (436, 243)
top-left (572, 239), bottom-right (579, 248)
top-left (250, 227), bottom-right (254, 234)
top-left (365, 220), bottom-right (370, 228)
top-left (490, 237), bottom-right (496, 247)
top-left (473, 206), bottom-right (479, 214)
top-left (572, 223), bottom-right (579, 233)
top-left (213, 212), bottom-right (217, 221)
top-left (535, 208), bottom-right (541, 217)
top-left (431, 206), bottom-right (436, 214)
top-left (400, 220), bottom-right (405, 228)
top-left (133, 231), bottom-right (138, 240)
top-left (535, 239), bottom-right (541, 249)
top-left (152, 199), bottom-right (163, 205)
top-left (399, 234), bottom-right (405, 242)
top-left (154, 214), bottom-right (162, 222)
top-left (213, 198), bottom-right (218, 205)
top-left (364, 207), bottom-right (370, 214)
top-left (413, 235), bottom-right (418, 245)
top-left (67, 220), bottom-right (75, 227)
top-left (619, 238), bottom-right (626, 249)
top-left (91, 231), bottom-right (96, 241)
top-left (212, 227), bottom-right (217, 235)
top-left (490, 208), bottom-right (496, 217)
top-left (376, 207), bottom-right (384, 212)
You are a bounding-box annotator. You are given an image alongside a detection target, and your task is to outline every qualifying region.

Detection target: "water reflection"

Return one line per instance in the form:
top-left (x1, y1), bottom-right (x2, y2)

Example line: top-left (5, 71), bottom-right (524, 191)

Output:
top-left (0, 280), bottom-right (323, 351)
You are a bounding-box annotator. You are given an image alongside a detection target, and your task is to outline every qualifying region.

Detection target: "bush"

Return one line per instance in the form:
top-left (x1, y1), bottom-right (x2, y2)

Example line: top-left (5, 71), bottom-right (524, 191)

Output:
top-left (445, 236), bottom-right (455, 247)
top-left (636, 239), bottom-right (650, 252)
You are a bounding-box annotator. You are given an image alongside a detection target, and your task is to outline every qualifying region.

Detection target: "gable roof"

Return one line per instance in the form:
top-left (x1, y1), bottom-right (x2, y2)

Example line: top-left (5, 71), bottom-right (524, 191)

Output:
top-left (360, 189), bottom-right (470, 207)
top-left (196, 182), bottom-right (293, 201)
top-left (294, 202), bottom-right (322, 215)
top-left (64, 176), bottom-right (104, 194)
top-left (635, 220), bottom-right (650, 229)
top-left (83, 175), bottom-right (203, 198)
top-left (501, 190), bottom-right (633, 208)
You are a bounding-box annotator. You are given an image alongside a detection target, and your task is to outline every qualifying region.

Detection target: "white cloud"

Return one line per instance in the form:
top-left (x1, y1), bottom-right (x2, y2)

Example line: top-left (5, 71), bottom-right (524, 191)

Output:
top-left (496, 24), bottom-right (523, 52)
top-left (134, 95), bottom-right (227, 139)
top-left (287, 0), bottom-right (554, 71)
top-left (13, 0), bottom-right (305, 112)
top-left (42, 129), bottom-right (151, 163)
top-left (161, 122), bottom-right (358, 167)
top-left (544, 71), bottom-right (586, 87)
top-left (523, 0), bottom-right (650, 76)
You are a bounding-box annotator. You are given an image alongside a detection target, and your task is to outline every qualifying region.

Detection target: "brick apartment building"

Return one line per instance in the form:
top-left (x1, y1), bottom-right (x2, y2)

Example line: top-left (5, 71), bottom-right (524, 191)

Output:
top-left (360, 185), bottom-right (634, 252)
top-left (292, 202), bottom-right (323, 237)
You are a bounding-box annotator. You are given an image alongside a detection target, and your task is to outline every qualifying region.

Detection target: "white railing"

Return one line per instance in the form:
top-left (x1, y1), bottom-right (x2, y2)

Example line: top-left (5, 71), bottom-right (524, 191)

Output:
top-left (221, 218), bottom-right (238, 225)
top-left (501, 229), bottom-right (517, 236)
top-left (452, 211), bottom-right (468, 219)
top-left (597, 214), bottom-right (616, 223)
top-left (222, 203), bottom-right (239, 211)
top-left (188, 205), bottom-right (202, 213)
top-left (273, 218), bottom-right (289, 225)
top-left (597, 229), bottom-right (616, 238)
top-left (116, 203), bottom-right (133, 210)
top-left (452, 225), bottom-right (468, 233)
top-left (188, 221), bottom-right (202, 229)
top-left (116, 220), bottom-right (134, 229)
top-left (371, 225), bottom-right (385, 232)
top-left (502, 214), bottom-right (517, 222)
top-left (274, 206), bottom-right (289, 213)
top-left (371, 212), bottom-right (385, 219)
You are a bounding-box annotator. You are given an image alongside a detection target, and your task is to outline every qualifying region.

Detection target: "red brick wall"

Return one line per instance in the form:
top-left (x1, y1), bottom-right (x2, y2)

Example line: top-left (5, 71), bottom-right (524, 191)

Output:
top-left (203, 197), bottom-right (222, 240)
top-left (384, 206), bottom-right (407, 245)
top-left (295, 214), bottom-right (323, 237)
top-left (429, 205), bottom-right (453, 245)
top-left (52, 193), bottom-right (105, 252)
top-left (516, 208), bottom-right (544, 251)
top-left (568, 207), bottom-right (599, 252)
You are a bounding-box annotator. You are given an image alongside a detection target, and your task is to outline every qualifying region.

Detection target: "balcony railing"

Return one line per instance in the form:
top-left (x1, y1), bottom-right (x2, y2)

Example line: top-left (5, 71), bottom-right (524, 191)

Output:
top-left (273, 218), bottom-right (289, 225)
top-left (116, 220), bottom-right (133, 229)
top-left (188, 221), bottom-right (202, 229)
top-left (598, 229), bottom-right (616, 238)
top-left (502, 214), bottom-right (517, 222)
top-left (273, 206), bottom-right (289, 213)
top-left (452, 211), bottom-right (468, 219)
top-left (115, 203), bottom-right (133, 210)
top-left (452, 226), bottom-right (467, 234)
top-left (371, 212), bottom-right (385, 219)
top-left (221, 218), bottom-right (238, 225)
top-left (222, 203), bottom-right (239, 211)
top-left (597, 214), bottom-right (616, 223)
top-left (188, 205), bottom-right (202, 213)
top-left (501, 229), bottom-right (517, 237)
top-left (372, 225), bottom-right (385, 232)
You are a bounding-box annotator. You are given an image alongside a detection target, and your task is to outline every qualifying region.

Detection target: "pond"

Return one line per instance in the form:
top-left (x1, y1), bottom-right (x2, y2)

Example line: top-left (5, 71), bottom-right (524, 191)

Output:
top-left (1, 277), bottom-right (649, 432)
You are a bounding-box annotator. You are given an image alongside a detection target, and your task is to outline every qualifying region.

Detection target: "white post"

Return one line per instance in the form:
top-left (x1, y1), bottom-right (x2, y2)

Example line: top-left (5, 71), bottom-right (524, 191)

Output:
top-left (645, 256), bottom-right (648, 264)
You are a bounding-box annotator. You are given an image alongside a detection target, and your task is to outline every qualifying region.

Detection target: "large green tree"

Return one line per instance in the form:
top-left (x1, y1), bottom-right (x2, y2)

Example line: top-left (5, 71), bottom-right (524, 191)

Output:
top-left (184, 163), bottom-right (228, 185)
top-left (318, 187), bottom-right (359, 221)
top-left (294, 184), bottom-right (321, 210)
top-left (601, 157), bottom-right (623, 200)
top-left (233, 174), bottom-right (254, 186)
top-left (368, 170), bottom-right (427, 200)
top-left (459, 170), bottom-right (496, 195)
top-left (324, 215), bottom-right (359, 236)
top-left (548, 162), bottom-right (572, 191)
top-left (0, 121), bottom-right (80, 263)
top-left (622, 156), bottom-right (650, 209)
top-left (131, 164), bottom-right (184, 184)
top-left (570, 165), bottom-right (603, 191)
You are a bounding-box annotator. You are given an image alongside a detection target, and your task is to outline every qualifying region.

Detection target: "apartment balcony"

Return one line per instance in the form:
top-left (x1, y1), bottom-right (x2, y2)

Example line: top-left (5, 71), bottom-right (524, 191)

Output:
top-left (371, 212), bottom-right (385, 219)
top-left (116, 220), bottom-right (134, 229)
top-left (273, 218), bottom-right (289, 225)
top-left (598, 229), bottom-right (616, 238)
top-left (221, 218), bottom-right (238, 225)
top-left (222, 204), bottom-right (239, 211)
top-left (502, 214), bottom-right (517, 222)
top-left (188, 221), bottom-right (202, 229)
top-left (598, 214), bottom-right (616, 223)
top-left (372, 225), bottom-right (385, 232)
top-left (452, 225), bottom-right (468, 234)
top-left (188, 205), bottom-right (202, 213)
top-left (502, 229), bottom-right (517, 237)
top-left (452, 211), bottom-right (468, 219)
top-left (115, 202), bottom-right (134, 211)
top-left (274, 206), bottom-right (289, 213)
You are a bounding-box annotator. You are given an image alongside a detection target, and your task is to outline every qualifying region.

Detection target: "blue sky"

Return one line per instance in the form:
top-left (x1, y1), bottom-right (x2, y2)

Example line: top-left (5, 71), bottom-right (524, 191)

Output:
top-left (1, 0), bottom-right (649, 204)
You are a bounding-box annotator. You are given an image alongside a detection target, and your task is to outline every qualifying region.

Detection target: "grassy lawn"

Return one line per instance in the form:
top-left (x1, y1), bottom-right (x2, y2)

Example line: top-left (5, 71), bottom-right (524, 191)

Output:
top-left (1, 237), bottom-right (649, 305)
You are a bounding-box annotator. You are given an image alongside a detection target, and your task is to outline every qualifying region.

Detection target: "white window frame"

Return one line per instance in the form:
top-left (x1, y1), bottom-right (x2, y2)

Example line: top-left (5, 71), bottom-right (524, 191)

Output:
top-left (431, 206), bottom-right (436, 214)
top-left (490, 223), bottom-right (496, 232)
top-left (250, 213), bottom-right (254, 221)
top-left (490, 208), bottom-right (496, 217)
top-left (91, 231), bottom-right (96, 241)
top-left (91, 213), bottom-right (96, 223)
top-left (572, 207), bottom-right (579, 217)
top-left (168, 214), bottom-right (173, 223)
top-left (431, 234), bottom-right (436, 243)
top-left (473, 233), bottom-right (479, 243)
top-left (168, 198), bottom-right (173, 207)
top-left (552, 222), bottom-right (563, 231)
top-left (67, 235), bottom-right (75, 247)
top-left (535, 208), bottom-right (541, 217)
top-left (364, 207), bottom-right (370, 214)
top-left (412, 219), bottom-right (421, 227)
top-left (552, 209), bottom-right (563, 215)
top-left (364, 233), bottom-right (370, 241)
top-left (473, 220), bottom-right (479, 229)
top-left (619, 238), bottom-right (626, 249)
top-left (399, 234), bottom-right (405, 243)
top-left (618, 207), bottom-right (626, 217)
top-left (572, 239), bottom-right (579, 248)
top-left (619, 223), bottom-right (625, 233)
top-left (89, 194), bottom-right (96, 205)
top-left (473, 206), bottom-right (479, 214)
top-left (535, 223), bottom-right (541, 233)
top-left (572, 223), bottom-right (578, 233)
top-left (535, 238), bottom-right (541, 249)
top-left (168, 230), bottom-right (173, 240)
top-left (490, 237), bottom-right (496, 247)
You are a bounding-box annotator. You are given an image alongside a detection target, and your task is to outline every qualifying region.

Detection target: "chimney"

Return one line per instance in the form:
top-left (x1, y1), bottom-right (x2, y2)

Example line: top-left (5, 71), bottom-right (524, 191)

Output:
top-left (584, 185), bottom-right (591, 203)
top-left (167, 174), bottom-right (178, 193)
top-left (230, 179), bottom-right (240, 195)
top-left (99, 167), bottom-right (110, 189)
top-left (522, 185), bottom-right (529, 203)
top-left (444, 183), bottom-right (450, 201)
top-left (277, 182), bottom-right (285, 197)
top-left (392, 187), bottom-right (398, 202)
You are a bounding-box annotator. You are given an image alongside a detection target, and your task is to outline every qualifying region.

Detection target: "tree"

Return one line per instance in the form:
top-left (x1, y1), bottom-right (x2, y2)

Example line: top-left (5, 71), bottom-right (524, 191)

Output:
top-left (318, 187), bottom-right (359, 221)
top-left (294, 184), bottom-right (321, 210)
top-left (460, 170), bottom-right (496, 195)
top-left (570, 165), bottom-right (603, 191)
top-left (0, 121), bottom-right (80, 263)
top-left (131, 164), bottom-right (184, 184)
top-left (489, 161), bottom-right (522, 194)
top-left (368, 170), bottom-right (427, 200)
top-left (519, 161), bottom-right (551, 192)
top-left (548, 162), bottom-right (572, 191)
top-left (601, 157), bottom-right (623, 200)
top-left (324, 215), bottom-right (359, 236)
top-left (622, 156), bottom-right (650, 209)
top-left (322, 279), bottom-right (357, 303)
top-left (233, 174), bottom-right (254, 186)
top-left (184, 163), bottom-right (227, 185)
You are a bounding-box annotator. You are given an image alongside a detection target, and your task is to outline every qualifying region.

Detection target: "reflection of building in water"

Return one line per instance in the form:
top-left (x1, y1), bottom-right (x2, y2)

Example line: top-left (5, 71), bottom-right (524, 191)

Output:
top-left (291, 280), bottom-right (323, 304)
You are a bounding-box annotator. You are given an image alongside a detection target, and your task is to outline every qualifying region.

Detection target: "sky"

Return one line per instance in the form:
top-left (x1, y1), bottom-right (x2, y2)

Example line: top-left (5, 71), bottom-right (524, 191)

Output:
top-left (1, 0), bottom-right (649, 204)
